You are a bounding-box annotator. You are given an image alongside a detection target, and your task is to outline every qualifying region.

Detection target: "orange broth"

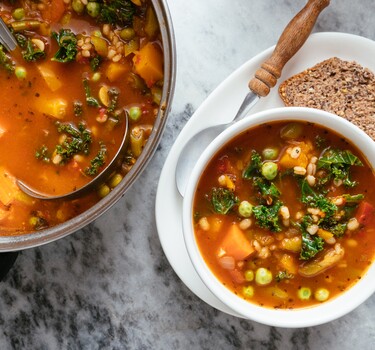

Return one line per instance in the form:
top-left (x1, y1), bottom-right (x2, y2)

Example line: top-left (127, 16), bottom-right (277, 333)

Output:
top-left (0, 0), bottom-right (163, 234)
top-left (193, 121), bottom-right (375, 309)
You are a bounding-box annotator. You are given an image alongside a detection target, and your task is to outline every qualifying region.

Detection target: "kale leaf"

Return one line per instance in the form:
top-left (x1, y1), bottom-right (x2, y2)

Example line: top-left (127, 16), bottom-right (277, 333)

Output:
top-left (0, 44), bottom-right (14, 73)
top-left (318, 149), bottom-right (363, 188)
top-left (210, 187), bottom-right (239, 215)
top-left (98, 0), bottom-right (135, 26)
top-left (253, 177), bottom-right (281, 202)
top-left (83, 78), bottom-right (100, 107)
top-left (253, 201), bottom-right (283, 232)
top-left (22, 38), bottom-right (45, 62)
top-left (300, 230), bottom-right (324, 260)
top-left (85, 143), bottom-right (107, 176)
top-left (90, 56), bottom-right (102, 72)
top-left (242, 150), bottom-right (262, 179)
top-left (52, 29), bottom-right (78, 63)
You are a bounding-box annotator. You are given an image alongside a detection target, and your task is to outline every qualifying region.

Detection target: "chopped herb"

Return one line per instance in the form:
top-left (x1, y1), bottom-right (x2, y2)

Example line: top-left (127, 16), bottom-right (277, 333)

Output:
top-left (83, 78), bottom-right (100, 107)
top-left (22, 39), bottom-right (45, 62)
top-left (90, 56), bottom-right (102, 71)
top-left (253, 201), bottom-right (283, 232)
top-left (51, 29), bottom-right (78, 63)
top-left (107, 87), bottom-right (119, 113)
top-left (276, 270), bottom-right (294, 282)
top-left (0, 45), bottom-right (15, 73)
top-left (85, 143), bottom-right (107, 176)
top-left (35, 145), bottom-right (50, 162)
top-left (55, 122), bottom-right (92, 162)
top-left (73, 100), bottom-right (83, 117)
top-left (318, 149), bottom-right (363, 188)
top-left (242, 150), bottom-right (262, 179)
top-left (210, 187), bottom-right (239, 215)
top-left (98, 0), bottom-right (135, 26)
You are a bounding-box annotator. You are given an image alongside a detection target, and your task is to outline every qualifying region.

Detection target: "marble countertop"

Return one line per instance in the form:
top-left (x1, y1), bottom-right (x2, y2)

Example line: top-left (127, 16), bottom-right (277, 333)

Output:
top-left (1, 0), bottom-right (375, 349)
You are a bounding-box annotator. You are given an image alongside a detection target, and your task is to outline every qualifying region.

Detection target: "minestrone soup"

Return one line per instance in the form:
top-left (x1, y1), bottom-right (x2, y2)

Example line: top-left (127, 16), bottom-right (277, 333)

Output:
top-left (0, 0), bottom-right (163, 234)
top-left (193, 121), bottom-right (375, 309)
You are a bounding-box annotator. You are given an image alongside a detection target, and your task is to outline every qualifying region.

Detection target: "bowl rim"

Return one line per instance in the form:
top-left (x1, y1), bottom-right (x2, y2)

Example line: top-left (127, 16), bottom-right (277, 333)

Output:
top-left (0, 0), bottom-right (177, 251)
top-left (182, 106), bottom-right (375, 328)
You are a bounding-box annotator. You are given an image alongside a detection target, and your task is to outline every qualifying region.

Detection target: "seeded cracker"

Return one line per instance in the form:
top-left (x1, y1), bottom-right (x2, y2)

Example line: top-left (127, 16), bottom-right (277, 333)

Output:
top-left (279, 57), bottom-right (375, 140)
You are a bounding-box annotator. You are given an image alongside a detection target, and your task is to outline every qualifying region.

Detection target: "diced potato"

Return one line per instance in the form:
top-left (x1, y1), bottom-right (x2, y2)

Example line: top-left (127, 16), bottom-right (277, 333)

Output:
top-left (35, 97), bottom-right (67, 119)
top-left (279, 253), bottom-right (298, 274)
top-left (133, 42), bottom-right (163, 87)
top-left (37, 64), bottom-right (62, 92)
top-left (280, 236), bottom-right (302, 253)
top-left (130, 0), bottom-right (142, 5)
top-left (279, 141), bottom-right (314, 169)
top-left (106, 62), bottom-right (129, 82)
top-left (0, 167), bottom-right (32, 206)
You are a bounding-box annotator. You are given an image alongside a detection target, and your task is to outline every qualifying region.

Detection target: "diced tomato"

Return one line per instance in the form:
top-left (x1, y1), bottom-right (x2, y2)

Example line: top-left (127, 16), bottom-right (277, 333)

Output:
top-left (356, 201), bottom-right (375, 226)
top-left (216, 156), bottom-right (230, 174)
top-left (229, 269), bottom-right (245, 284)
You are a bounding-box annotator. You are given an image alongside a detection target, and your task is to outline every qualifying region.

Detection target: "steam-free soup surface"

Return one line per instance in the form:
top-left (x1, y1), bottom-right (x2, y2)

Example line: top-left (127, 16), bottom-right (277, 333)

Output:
top-left (193, 121), bottom-right (375, 309)
top-left (0, 0), bottom-right (163, 234)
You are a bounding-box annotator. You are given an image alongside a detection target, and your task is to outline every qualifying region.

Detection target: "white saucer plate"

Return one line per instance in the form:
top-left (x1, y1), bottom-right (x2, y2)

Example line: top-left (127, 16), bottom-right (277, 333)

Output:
top-left (155, 32), bottom-right (375, 317)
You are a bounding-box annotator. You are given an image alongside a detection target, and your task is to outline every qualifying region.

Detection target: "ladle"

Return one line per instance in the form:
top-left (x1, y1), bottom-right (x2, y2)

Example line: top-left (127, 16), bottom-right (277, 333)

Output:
top-left (17, 115), bottom-right (129, 200)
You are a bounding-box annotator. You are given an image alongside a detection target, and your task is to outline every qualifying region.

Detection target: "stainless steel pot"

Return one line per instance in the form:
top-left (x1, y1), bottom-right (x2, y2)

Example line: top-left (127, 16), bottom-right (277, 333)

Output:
top-left (0, 0), bottom-right (176, 252)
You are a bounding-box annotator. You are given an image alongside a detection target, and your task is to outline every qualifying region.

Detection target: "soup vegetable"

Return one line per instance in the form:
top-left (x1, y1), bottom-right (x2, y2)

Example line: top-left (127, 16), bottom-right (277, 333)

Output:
top-left (0, 0), bottom-right (163, 234)
top-left (193, 121), bottom-right (375, 309)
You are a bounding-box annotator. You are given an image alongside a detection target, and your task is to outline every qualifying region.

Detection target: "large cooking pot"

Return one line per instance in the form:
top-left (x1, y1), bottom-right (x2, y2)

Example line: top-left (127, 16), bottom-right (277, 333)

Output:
top-left (0, 0), bottom-right (176, 252)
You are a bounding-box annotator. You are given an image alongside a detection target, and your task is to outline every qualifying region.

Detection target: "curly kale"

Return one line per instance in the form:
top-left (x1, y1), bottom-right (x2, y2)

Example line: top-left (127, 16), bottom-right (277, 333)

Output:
top-left (242, 150), bottom-right (262, 179)
top-left (317, 149), bottom-right (363, 187)
top-left (85, 143), bottom-right (107, 176)
top-left (98, 0), bottom-right (135, 26)
top-left (0, 44), bottom-right (15, 73)
top-left (52, 29), bottom-right (78, 63)
top-left (253, 201), bottom-right (283, 232)
top-left (210, 187), bottom-right (239, 215)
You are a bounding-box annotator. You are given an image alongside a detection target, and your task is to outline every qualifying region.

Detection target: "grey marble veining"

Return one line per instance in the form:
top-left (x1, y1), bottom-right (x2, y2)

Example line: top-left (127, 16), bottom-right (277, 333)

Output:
top-left (1, 0), bottom-right (375, 349)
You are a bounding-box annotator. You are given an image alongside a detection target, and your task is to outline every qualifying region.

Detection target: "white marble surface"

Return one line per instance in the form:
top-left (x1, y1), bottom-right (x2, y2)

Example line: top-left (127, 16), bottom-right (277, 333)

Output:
top-left (1, 0), bottom-right (375, 349)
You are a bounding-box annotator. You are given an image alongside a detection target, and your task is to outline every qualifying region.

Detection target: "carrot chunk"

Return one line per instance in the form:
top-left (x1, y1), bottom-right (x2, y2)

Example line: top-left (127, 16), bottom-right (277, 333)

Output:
top-left (218, 224), bottom-right (255, 260)
top-left (133, 42), bottom-right (163, 87)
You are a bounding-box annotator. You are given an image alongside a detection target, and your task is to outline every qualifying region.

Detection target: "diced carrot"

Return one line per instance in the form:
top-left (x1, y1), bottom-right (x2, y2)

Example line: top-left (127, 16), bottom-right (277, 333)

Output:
top-left (317, 228), bottom-right (334, 240)
top-left (218, 224), bottom-right (255, 260)
top-left (133, 42), bottom-right (163, 87)
top-left (41, 0), bottom-right (66, 23)
top-left (278, 141), bottom-right (313, 169)
top-left (356, 201), bottom-right (375, 226)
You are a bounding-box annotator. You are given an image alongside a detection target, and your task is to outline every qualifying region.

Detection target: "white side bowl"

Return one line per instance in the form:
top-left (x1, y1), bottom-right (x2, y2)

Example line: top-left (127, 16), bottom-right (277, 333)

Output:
top-left (182, 107), bottom-right (375, 328)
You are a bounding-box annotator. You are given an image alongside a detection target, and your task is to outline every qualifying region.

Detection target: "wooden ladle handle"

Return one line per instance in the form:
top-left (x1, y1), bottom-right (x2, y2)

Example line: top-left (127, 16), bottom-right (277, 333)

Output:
top-left (249, 0), bottom-right (330, 97)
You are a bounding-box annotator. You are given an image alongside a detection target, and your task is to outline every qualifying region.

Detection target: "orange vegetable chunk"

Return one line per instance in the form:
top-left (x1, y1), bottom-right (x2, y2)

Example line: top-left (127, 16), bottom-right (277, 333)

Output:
top-left (279, 141), bottom-right (313, 169)
top-left (133, 42), bottom-right (163, 87)
top-left (218, 224), bottom-right (255, 260)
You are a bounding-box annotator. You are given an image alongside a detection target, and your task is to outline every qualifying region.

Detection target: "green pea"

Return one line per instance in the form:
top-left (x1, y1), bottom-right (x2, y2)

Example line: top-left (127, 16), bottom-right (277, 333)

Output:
top-left (261, 161), bottom-right (278, 180)
top-left (244, 270), bottom-right (254, 282)
top-left (98, 184), bottom-right (110, 198)
top-left (92, 72), bottom-right (101, 82)
top-left (108, 173), bottom-right (123, 188)
top-left (262, 147), bottom-right (279, 160)
top-left (128, 106), bottom-right (142, 121)
top-left (12, 8), bottom-right (25, 20)
top-left (255, 268), bottom-right (272, 286)
top-left (120, 28), bottom-right (136, 41)
top-left (72, 0), bottom-right (85, 14)
top-left (86, 2), bottom-right (101, 18)
top-left (238, 200), bottom-right (253, 218)
top-left (242, 286), bottom-right (254, 298)
top-left (298, 287), bottom-right (311, 300)
top-left (314, 288), bottom-right (330, 302)
top-left (15, 66), bottom-right (27, 80)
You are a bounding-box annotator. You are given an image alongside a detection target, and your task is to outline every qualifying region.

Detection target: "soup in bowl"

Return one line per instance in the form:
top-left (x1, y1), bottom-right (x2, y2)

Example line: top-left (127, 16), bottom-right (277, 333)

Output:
top-left (182, 107), bottom-right (375, 327)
